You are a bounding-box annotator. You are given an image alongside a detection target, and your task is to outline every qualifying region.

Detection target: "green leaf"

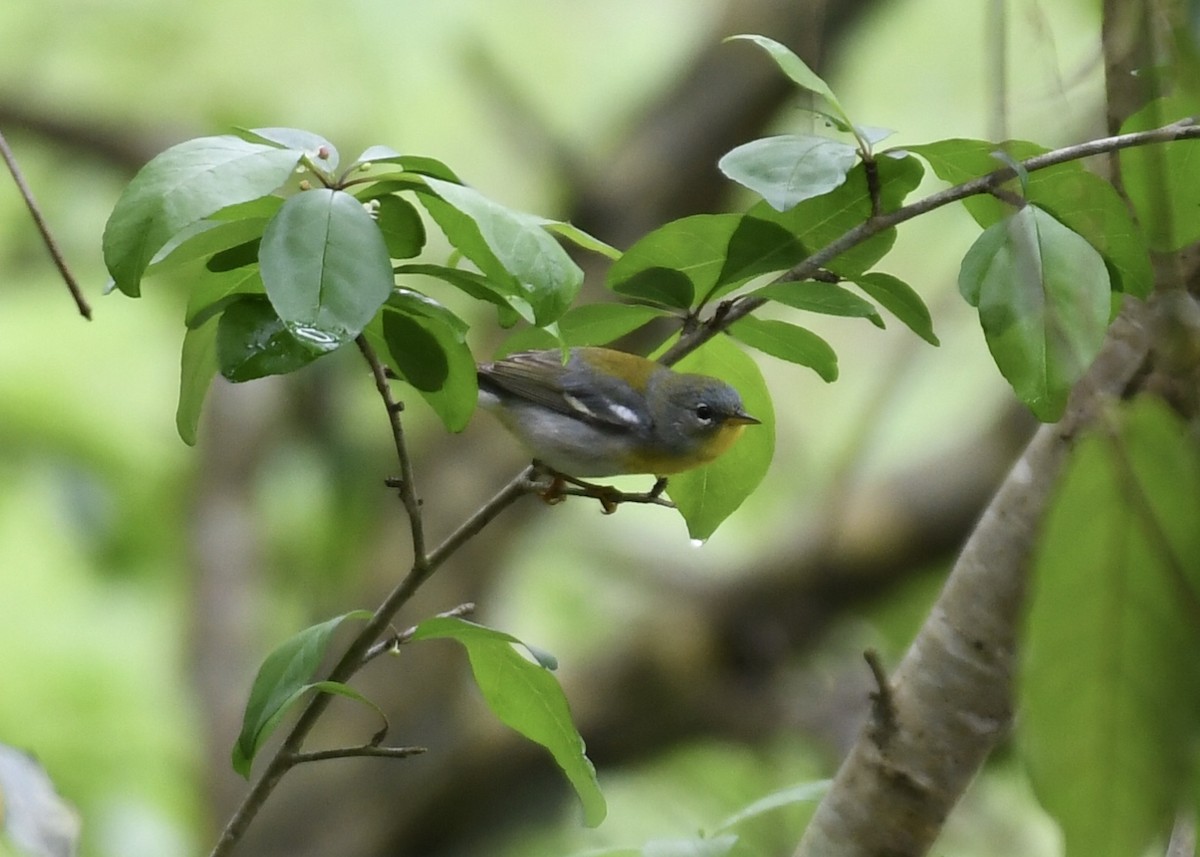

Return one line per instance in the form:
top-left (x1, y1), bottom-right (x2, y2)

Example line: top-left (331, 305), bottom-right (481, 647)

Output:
top-left (364, 304), bottom-right (477, 432)
top-left (667, 336), bottom-right (775, 540)
top-left (144, 215), bottom-right (271, 278)
top-left (380, 312), bottom-right (447, 391)
top-left (750, 154), bottom-right (924, 278)
top-left (259, 188), bottom-right (394, 351)
top-left (384, 288), bottom-right (470, 338)
top-left (608, 214), bottom-right (742, 309)
top-left (186, 265), bottom-right (266, 329)
top-left (348, 146), bottom-right (462, 182)
top-left (216, 297), bottom-right (326, 382)
top-left (1119, 93), bottom-right (1200, 252)
top-left (539, 220), bottom-right (621, 259)
top-left (417, 177), bottom-right (583, 325)
top-left (236, 126), bottom-right (339, 174)
top-left (906, 138), bottom-right (1044, 227)
top-left (719, 135), bottom-right (859, 212)
top-left (642, 836), bottom-right (739, 857)
top-left (957, 205), bottom-right (1110, 421)
top-left (752, 281), bottom-right (883, 327)
top-left (394, 262), bottom-right (529, 327)
top-left (909, 138), bottom-right (1153, 297)
top-left (232, 610), bottom-right (372, 777)
top-left (1021, 398), bottom-right (1200, 857)
top-left (103, 135), bottom-right (302, 296)
top-left (206, 238), bottom-right (261, 272)
top-left (725, 34), bottom-right (850, 126)
top-left (176, 318), bottom-right (219, 446)
top-left (557, 303), bottom-right (669, 345)
top-left (849, 272), bottom-right (939, 345)
top-left (728, 317), bottom-right (838, 381)
top-left (494, 303), bottom-right (669, 359)
top-left (374, 195), bottom-right (426, 259)
top-left (709, 217), bottom-right (807, 304)
top-left (410, 617), bottom-right (605, 826)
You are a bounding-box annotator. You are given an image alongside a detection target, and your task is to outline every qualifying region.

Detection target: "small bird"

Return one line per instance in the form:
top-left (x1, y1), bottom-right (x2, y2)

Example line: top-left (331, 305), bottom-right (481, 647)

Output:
top-left (476, 346), bottom-right (759, 478)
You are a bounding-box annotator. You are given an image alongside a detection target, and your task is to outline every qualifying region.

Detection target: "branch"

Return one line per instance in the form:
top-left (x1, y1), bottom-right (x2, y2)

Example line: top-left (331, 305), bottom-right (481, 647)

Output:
top-left (288, 745), bottom-right (426, 766)
top-left (658, 118), bottom-right (1200, 367)
top-left (793, 297), bottom-right (1155, 857)
top-left (357, 336), bottom-right (426, 561)
top-left (0, 129), bottom-right (92, 319)
top-left (207, 358), bottom-right (529, 857)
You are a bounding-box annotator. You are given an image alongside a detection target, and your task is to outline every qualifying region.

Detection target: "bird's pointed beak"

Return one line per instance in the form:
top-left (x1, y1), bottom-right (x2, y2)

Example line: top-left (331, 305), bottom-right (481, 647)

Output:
top-left (727, 410), bottom-right (761, 426)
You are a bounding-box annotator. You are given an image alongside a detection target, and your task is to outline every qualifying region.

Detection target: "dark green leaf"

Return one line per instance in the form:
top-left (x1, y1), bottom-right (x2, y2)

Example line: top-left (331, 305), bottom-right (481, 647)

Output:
top-left (1021, 398), bottom-right (1200, 857)
top-left (909, 138), bottom-right (1153, 296)
top-left (206, 238), bottom-right (261, 272)
top-left (957, 205), bottom-right (1110, 421)
top-left (236, 126), bottom-right (339, 174)
top-left (750, 155), bottom-right (924, 278)
top-left (216, 297), bottom-right (326, 382)
top-left (380, 311), bottom-right (448, 392)
top-left (725, 34), bottom-right (850, 126)
top-left (374, 195), bottom-right (426, 259)
top-left (719, 135), bottom-right (858, 212)
top-left (667, 336), bottom-right (775, 540)
top-left (752, 281), bottom-right (883, 326)
top-left (710, 217), bottom-right (807, 304)
top-left (103, 135), bottom-right (302, 296)
top-left (232, 610), bottom-right (372, 777)
top-left (849, 272), bottom-right (939, 345)
top-left (607, 214), bottom-right (743, 308)
top-left (410, 616), bottom-right (605, 826)
top-left (176, 318), bottom-right (219, 446)
top-left (610, 267), bottom-right (696, 310)
top-left (417, 177), bottom-right (582, 325)
top-left (145, 216), bottom-right (270, 277)
top-left (385, 288), bottom-right (470, 338)
top-left (259, 188), bottom-right (394, 350)
top-left (728, 317), bottom-right (837, 381)
top-left (186, 266), bottom-right (265, 329)
top-left (1119, 94), bottom-right (1200, 251)
top-left (365, 307), bottom-right (478, 432)
top-left (394, 263), bottom-right (528, 327)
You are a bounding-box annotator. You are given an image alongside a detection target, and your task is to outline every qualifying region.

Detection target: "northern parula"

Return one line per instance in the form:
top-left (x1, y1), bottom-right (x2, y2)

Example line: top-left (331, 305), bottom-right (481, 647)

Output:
top-left (477, 346), bottom-right (760, 477)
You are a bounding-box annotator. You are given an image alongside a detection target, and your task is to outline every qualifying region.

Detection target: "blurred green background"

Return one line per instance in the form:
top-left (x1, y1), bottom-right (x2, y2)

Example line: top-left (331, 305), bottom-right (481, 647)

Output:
top-left (0, 1), bottom-right (1101, 855)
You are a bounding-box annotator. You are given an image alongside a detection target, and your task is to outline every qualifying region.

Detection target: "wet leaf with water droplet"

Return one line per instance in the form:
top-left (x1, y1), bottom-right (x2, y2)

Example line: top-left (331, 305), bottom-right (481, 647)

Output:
top-left (216, 297), bottom-right (326, 382)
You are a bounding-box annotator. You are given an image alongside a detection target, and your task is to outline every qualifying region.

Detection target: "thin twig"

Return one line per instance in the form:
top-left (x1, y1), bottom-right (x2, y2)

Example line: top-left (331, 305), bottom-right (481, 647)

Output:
top-left (289, 745), bottom-right (427, 765)
top-left (657, 118), bottom-right (1200, 367)
top-left (0, 129), bottom-right (92, 319)
top-left (362, 602), bottom-right (478, 665)
top-left (357, 336), bottom-right (426, 562)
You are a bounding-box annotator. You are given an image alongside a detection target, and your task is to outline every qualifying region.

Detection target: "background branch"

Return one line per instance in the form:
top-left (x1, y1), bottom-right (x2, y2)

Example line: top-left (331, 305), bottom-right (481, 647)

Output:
top-left (0, 129), bottom-right (91, 319)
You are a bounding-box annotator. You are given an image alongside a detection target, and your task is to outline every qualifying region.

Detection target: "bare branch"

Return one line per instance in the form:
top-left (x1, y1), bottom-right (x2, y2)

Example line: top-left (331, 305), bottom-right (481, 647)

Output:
top-left (0, 130), bottom-right (92, 319)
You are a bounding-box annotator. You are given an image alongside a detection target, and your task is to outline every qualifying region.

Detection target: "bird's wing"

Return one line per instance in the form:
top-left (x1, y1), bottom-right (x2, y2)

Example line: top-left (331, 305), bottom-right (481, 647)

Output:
top-left (479, 351), bottom-right (645, 430)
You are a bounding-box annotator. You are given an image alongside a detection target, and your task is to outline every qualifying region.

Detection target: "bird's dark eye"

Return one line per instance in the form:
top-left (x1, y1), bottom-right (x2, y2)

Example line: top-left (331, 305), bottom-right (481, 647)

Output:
top-left (694, 403), bottom-right (714, 423)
